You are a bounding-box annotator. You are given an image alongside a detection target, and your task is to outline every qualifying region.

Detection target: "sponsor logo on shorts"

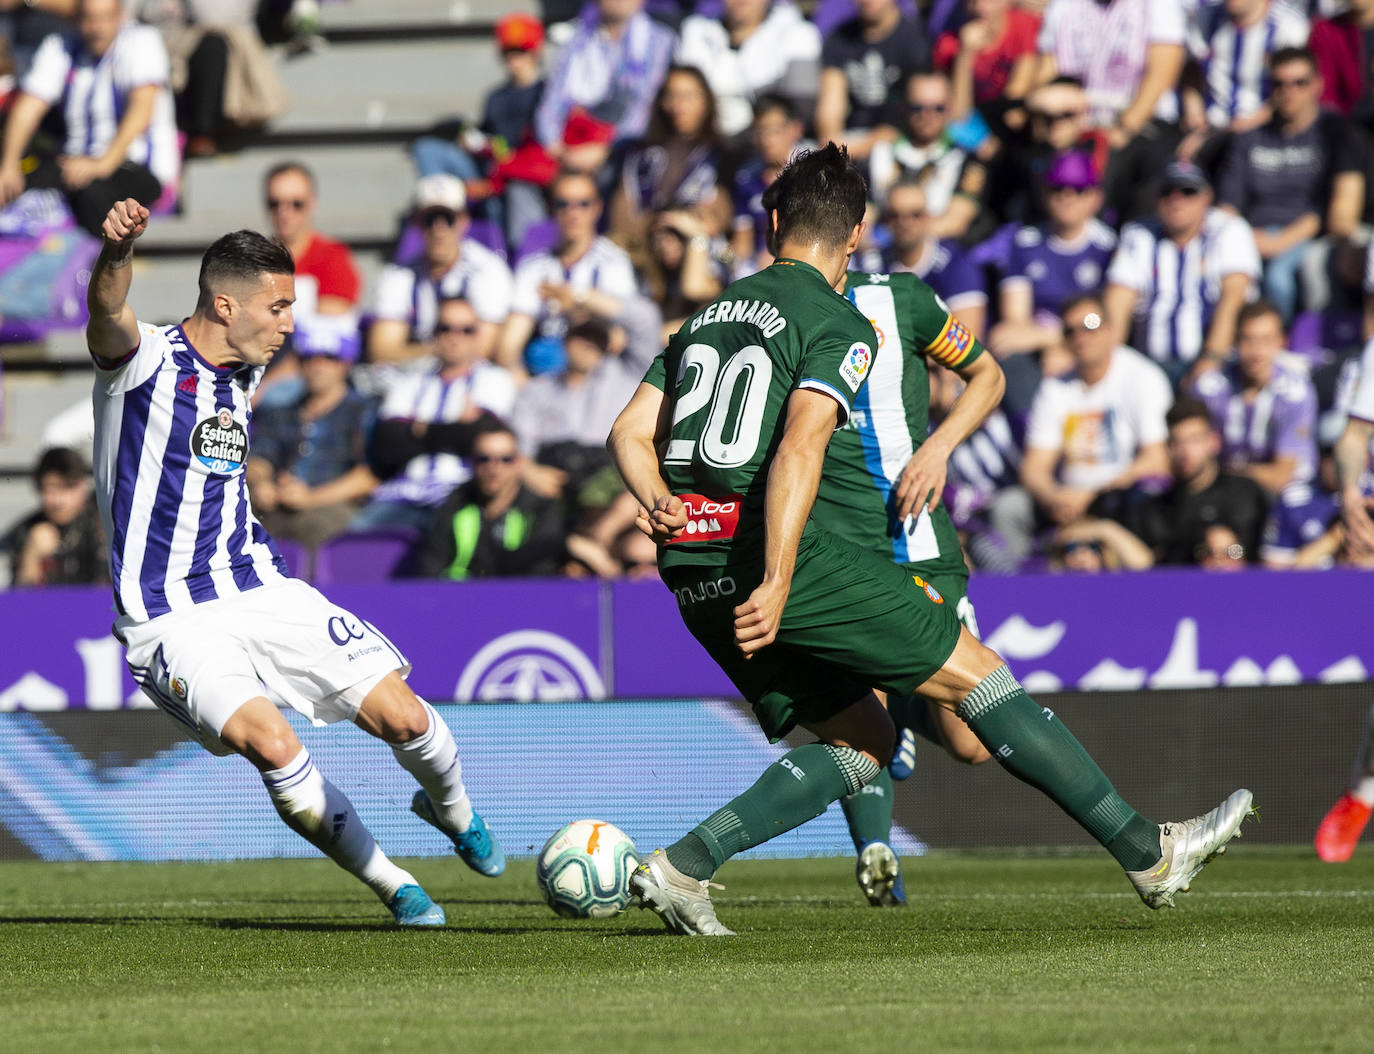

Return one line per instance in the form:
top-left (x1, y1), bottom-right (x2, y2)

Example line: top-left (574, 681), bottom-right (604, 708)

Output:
top-left (191, 408), bottom-right (248, 475)
top-left (665, 494), bottom-right (742, 545)
top-left (326, 615), bottom-right (367, 645)
top-left (839, 342), bottom-right (873, 393)
top-left (673, 576), bottom-right (737, 607)
top-left (912, 575), bottom-right (944, 605)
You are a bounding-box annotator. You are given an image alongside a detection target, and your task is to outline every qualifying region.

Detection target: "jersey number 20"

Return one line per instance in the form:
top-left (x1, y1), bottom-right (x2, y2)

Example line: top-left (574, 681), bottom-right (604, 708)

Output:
top-left (665, 343), bottom-right (774, 469)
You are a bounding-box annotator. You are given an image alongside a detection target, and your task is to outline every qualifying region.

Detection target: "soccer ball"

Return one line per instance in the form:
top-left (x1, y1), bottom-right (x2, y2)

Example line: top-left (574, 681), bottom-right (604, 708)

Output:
top-left (536, 819), bottom-right (640, 918)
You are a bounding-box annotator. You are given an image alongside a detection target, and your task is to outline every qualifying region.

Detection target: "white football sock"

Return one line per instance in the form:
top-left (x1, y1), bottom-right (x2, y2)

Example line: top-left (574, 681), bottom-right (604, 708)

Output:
top-left (262, 747), bottom-right (414, 902)
top-left (1352, 704), bottom-right (1374, 807)
top-left (391, 699), bottom-right (474, 833)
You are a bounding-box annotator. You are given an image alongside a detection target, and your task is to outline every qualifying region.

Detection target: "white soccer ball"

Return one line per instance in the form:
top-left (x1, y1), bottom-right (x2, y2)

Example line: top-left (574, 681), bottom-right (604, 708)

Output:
top-left (536, 819), bottom-right (640, 918)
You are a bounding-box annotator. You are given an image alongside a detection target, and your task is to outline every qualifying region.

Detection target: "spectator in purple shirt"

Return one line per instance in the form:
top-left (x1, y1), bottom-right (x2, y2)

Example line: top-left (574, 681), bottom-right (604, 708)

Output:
top-left (989, 150), bottom-right (1117, 415)
top-left (1190, 299), bottom-right (1319, 502)
top-left (879, 176), bottom-right (988, 337)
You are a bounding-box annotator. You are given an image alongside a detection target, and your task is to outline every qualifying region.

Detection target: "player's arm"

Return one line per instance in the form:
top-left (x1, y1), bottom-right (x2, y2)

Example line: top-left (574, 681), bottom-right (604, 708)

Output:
top-left (733, 388), bottom-right (839, 657)
top-left (86, 199), bottom-right (148, 366)
top-left (607, 381), bottom-right (686, 542)
top-left (896, 350), bottom-right (1005, 520)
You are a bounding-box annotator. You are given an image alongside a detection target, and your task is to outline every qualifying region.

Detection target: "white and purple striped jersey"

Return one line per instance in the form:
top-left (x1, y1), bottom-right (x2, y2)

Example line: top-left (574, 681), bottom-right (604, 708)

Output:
top-left (23, 24), bottom-right (181, 190)
top-left (1191, 353), bottom-right (1319, 494)
top-left (1189, 2), bottom-right (1309, 128)
top-left (1106, 208), bottom-right (1260, 367)
top-left (92, 322), bottom-right (288, 623)
top-left (372, 239), bottom-right (514, 338)
top-left (510, 237), bottom-right (638, 337)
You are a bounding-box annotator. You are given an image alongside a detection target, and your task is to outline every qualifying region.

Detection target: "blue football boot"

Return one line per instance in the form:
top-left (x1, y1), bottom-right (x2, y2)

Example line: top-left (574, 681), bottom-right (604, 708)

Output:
top-left (387, 883), bottom-right (446, 926)
top-left (410, 790), bottom-right (506, 877)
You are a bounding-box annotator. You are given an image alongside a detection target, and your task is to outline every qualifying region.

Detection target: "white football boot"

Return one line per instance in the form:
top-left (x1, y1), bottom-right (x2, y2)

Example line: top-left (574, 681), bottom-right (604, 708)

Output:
top-left (630, 849), bottom-right (735, 936)
top-left (1127, 789), bottom-right (1254, 909)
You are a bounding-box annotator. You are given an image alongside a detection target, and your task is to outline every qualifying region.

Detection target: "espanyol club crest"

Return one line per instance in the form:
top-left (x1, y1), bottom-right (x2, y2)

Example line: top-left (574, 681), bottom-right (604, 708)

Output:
top-left (191, 406), bottom-right (248, 474)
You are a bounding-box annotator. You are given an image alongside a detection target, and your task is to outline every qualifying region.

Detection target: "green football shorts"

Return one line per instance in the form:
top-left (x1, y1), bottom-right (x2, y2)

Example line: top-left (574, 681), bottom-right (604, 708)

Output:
top-left (664, 527), bottom-right (963, 740)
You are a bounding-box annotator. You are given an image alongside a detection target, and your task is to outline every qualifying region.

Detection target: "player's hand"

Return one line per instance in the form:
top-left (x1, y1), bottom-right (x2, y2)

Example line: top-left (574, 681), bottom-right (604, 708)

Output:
top-left (640, 494), bottom-right (687, 543)
top-left (101, 199), bottom-right (149, 245)
top-left (733, 577), bottom-right (789, 658)
top-left (894, 444), bottom-right (948, 521)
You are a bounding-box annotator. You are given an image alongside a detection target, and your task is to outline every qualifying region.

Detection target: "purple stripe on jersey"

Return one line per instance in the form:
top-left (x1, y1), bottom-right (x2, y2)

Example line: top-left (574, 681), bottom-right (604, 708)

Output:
top-left (1258, 18), bottom-right (1276, 109)
top-left (186, 467), bottom-right (224, 605)
top-left (137, 363), bottom-right (201, 618)
top-left (1171, 242), bottom-right (1187, 361)
top-left (109, 378), bottom-right (156, 611)
top-left (1227, 25), bottom-right (1244, 121)
top-left (226, 471), bottom-right (264, 592)
top-left (250, 518), bottom-right (289, 576)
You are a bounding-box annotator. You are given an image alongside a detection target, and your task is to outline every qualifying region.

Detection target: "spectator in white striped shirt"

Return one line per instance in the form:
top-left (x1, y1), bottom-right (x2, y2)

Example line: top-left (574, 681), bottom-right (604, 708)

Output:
top-left (1103, 161), bottom-right (1260, 383)
top-left (0, 0), bottom-right (179, 236)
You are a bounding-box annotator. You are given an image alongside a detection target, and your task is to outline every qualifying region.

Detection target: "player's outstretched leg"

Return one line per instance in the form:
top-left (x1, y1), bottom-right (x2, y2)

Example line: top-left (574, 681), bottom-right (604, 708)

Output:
top-left (923, 634), bottom-right (1253, 909)
top-left (1315, 701), bottom-right (1374, 862)
top-left (223, 698), bottom-right (444, 926)
top-left (633, 692), bottom-right (890, 935)
top-left (355, 675), bottom-right (505, 877)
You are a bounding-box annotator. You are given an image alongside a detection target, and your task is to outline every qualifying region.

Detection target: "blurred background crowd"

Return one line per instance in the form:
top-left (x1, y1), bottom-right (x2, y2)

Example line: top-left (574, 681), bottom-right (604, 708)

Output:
top-left (4, 0), bottom-right (1374, 589)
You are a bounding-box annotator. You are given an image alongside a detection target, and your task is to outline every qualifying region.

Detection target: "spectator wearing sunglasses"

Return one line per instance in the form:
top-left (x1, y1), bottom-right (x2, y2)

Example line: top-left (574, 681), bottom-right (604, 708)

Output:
top-left (1214, 46), bottom-right (1365, 323)
top-left (413, 419), bottom-right (568, 580)
top-left (869, 68), bottom-right (989, 241)
top-left (353, 297), bottom-right (518, 533)
top-left (264, 161), bottom-right (361, 326)
top-left (1104, 160), bottom-right (1259, 384)
top-left (498, 169), bottom-right (637, 377)
top-left (248, 324), bottom-right (379, 552)
top-left (368, 174), bottom-right (514, 366)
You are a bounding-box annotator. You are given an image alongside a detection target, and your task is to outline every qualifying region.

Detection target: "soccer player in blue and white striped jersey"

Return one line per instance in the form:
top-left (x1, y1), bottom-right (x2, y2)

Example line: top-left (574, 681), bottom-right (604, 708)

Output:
top-left (86, 199), bottom-right (505, 926)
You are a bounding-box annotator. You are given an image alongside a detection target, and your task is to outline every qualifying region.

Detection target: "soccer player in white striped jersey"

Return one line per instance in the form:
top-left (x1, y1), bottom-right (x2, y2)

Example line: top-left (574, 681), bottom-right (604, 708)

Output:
top-left (87, 199), bottom-right (505, 926)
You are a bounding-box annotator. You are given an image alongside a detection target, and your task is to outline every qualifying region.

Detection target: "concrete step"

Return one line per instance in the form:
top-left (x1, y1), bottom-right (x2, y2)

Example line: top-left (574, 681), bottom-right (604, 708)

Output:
top-left (146, 144), bottom-right (416, 251)
top-left (0, 370), bottom-right (93, 469)
top-left (319, 0), bottom-right (538, 30)
top-left (271, 37), bottom-right (504, 135)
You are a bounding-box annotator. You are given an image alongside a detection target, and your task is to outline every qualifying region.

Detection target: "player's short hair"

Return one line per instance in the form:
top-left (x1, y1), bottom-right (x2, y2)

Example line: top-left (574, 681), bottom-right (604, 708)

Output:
top-left (197, 230), bottom-right (295, 305)
top-left (1166, 396), bottom-right (1215, 432)
top-left (1236, 299), bottom-right (1283, 332)
top-left (763, 144), bottom-right (867, 251)
top-left (263, 161), bottom-right (315, 193)
top-left (33, 446), bottom-right (89, 486)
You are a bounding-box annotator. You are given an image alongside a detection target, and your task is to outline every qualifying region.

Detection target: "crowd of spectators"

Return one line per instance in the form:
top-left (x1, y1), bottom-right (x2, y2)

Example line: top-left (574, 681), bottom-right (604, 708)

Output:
top-left (7, 0), bottom-right (1374, 588)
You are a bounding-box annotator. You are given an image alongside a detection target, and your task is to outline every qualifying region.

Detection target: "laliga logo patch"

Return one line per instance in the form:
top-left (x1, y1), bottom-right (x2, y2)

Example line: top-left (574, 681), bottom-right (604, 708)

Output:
top-left (191, 407), bottom-right (248, 475)
top-left (912, 574), bottom-right (945, 605)
top-left (840, 341), bottom-right (873, 393)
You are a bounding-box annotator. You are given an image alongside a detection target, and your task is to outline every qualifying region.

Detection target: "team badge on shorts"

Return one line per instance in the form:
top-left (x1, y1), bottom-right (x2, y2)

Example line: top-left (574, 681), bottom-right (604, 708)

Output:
top-left (840, 342), bottom-right (873, 393)
top-left (171, 676), bottom-right (188, 700)
top-left (912, 574), bottom-right (944, 605)
top-left (191, 407), bottom-right (248, 474)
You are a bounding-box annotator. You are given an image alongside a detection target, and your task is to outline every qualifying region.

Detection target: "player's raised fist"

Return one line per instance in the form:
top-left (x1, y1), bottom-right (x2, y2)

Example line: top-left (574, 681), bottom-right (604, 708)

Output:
top-left (101, 199), bottom-right (149, 245)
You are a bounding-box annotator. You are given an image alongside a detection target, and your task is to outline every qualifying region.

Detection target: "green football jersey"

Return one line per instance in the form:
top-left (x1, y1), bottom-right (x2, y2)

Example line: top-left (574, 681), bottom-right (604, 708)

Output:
top-left (642, 258), bottom-right (878, 568)
top-left (812, 271), bottom-right (983, 575)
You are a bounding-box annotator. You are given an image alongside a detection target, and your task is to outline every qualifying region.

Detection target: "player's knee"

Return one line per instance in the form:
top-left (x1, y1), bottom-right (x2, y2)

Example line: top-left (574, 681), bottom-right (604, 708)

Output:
top-left (374, 695), bottom-right (431, 745)
top-left (242, 730), bottom-right (300, 771)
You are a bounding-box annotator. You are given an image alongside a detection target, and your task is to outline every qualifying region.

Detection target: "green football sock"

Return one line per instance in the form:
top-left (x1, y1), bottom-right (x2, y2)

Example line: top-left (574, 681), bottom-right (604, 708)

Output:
top-left (957, 666), bottom-right (1163, 871)
top-left (666, 742), bottom-right (880, 880)
top-left (840, 767), bottom-right (894, 852)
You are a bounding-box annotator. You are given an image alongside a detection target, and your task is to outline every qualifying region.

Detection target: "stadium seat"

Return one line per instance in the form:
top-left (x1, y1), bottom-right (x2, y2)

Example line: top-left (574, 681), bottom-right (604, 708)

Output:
top-left (1288, 310), bottom-right (1363, 365)
top-left (312, 527), bottom-right (421, 585)
top-left (514, 219), bottom-right (559, 263)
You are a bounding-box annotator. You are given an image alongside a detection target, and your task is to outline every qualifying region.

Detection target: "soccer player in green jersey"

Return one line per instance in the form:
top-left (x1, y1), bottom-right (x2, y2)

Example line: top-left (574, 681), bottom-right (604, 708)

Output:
top-left (819, 266), bottom-right (1006, 906)
top-left (608, 144), bottom-right (1252, 936)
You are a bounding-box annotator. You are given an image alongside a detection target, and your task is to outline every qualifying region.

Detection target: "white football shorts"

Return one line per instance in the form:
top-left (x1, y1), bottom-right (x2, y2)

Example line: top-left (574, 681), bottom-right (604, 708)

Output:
top-left (118, 578), bottom-right (411, 755)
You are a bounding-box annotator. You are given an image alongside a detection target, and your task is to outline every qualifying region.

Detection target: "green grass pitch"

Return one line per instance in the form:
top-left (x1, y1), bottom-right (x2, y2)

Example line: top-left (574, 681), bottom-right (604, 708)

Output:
top-left (2, 848), bottom-right (1370, 1052)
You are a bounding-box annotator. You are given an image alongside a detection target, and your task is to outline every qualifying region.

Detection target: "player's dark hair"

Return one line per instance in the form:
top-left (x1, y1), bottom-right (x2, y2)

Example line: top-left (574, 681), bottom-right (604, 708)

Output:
top-left (1269, 46), bottom-right (1317, 73)
top-left (1236, 299), bottom-right (1283, 331)
top-left (1167, 396), bottom-right (1215, 433)
top-left (33, 446), bottom-right (89, 486)
top-left (766, 144), bottom-right (867, 251)
top-left (197, 230), bottom-right (295, 305)
top-left (263, 160), bottom-right (315, 193)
